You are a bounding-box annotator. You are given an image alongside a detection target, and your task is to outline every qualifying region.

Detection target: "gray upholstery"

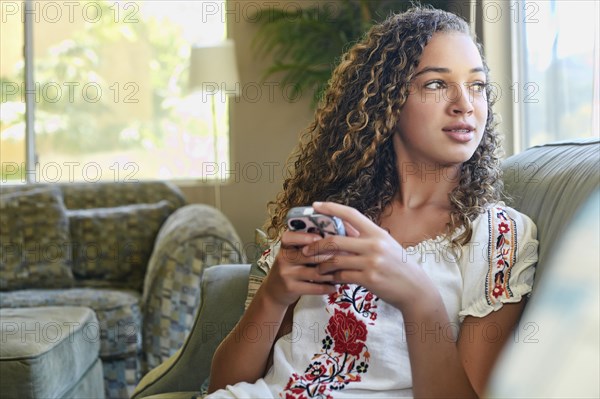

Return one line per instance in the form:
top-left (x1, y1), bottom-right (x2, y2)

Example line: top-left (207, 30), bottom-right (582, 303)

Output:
top-left (132, 138), bottom-right (600, 398)
top-left (1, 181), bottom-right (245, 398)
top-left (487, 189), bottom-right (600, 397)
top-left (62, 359), bottom-right (105, 399)
top-left (0, 306), bottom-right (104, 399)
top-left (138, 393), bottom-right (198, 399)
top-left (132, 264), bottom-right (250, 398)
top-left (502, 138), bottom-right (600, 284)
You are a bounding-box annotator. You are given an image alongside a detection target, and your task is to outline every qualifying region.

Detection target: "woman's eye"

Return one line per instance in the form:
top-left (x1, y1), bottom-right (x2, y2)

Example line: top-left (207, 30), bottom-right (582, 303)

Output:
top-left (424, 80), bottom-right (445, 90)
top-left (470, 82), bottom-right (487, 93)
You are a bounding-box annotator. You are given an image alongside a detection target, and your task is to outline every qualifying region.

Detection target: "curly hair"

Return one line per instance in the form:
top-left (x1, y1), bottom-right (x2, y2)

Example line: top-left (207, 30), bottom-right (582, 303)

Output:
top-left (265, 6), bottom-right (503, 249)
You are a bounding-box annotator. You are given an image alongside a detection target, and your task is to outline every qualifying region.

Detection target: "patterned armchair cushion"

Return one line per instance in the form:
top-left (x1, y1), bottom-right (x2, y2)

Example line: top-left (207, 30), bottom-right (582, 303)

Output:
top-left (141, 204), bottom-right (246, 370)
top-left (68, 201), bottom-right (172, 291)
top-left (0, 187), bottom-right (74, 290)
top-left (60, 182), bottom-right (185, 210)
top-left (0, 287), bottom-right (143, 398)
top-left (0, 287), bottom-right (142, 359)
top-left (0, 182), bottom-right (186, 212)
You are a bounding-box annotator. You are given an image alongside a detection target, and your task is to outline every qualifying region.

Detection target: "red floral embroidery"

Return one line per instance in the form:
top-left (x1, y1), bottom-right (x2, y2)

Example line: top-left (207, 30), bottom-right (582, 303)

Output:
top-left (487, 208), bottom-right (517, 304)
top-left (327, 284), bottom-right (378, 322)
top-left (327, 310), bottom-right (367, 356)
top-left (492, 283), bottom-right (505, 298)
top-left (305, 363), bottom-right (326, 381)
top-left (281, 284), bottom-right (378, 398)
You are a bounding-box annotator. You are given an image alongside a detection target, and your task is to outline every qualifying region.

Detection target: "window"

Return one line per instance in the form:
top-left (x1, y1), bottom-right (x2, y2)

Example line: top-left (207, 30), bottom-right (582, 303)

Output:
top-left (1, 0), bottom-right (230, 183)
top-left (514, 0), bottom-right (599, 149)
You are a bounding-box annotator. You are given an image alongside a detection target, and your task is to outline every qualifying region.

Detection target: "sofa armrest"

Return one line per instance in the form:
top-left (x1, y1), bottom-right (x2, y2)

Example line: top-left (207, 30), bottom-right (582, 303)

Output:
top-left (141, 204), bottom-right (246, 371)
top-left (133, 263), bottom-right (250, 399)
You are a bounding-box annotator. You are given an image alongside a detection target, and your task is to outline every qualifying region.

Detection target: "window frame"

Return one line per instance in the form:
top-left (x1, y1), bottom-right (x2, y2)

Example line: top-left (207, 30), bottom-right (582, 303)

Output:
top-left (10, 0), bottom-right (232, 185)
top-left (481, 0), bottom-right (598, 156)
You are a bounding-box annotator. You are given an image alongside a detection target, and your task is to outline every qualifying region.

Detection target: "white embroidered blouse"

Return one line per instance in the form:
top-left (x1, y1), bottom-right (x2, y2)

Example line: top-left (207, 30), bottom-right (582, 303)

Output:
top-left (210, 204), bottom-right (538, 399)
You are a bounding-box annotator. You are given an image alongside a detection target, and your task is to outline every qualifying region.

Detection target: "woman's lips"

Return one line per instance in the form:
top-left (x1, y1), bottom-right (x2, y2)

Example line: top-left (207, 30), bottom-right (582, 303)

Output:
top-left (443, 128), bottom-right (474, 142)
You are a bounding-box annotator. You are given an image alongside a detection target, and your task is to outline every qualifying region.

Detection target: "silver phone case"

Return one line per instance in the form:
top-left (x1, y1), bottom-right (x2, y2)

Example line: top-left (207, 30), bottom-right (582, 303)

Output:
top-left (286, 206), bottom-right (346, 237)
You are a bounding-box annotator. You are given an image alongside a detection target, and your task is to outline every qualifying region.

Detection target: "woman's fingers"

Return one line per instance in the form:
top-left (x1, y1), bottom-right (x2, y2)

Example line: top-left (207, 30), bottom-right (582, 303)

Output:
top-left (280, 248), bottom-right (334, 266)
top-left (280, 230), bottom-right (322, 248)
top-left (312, 202), bottom-right (381, 236)
top-left (293, 265), bottom-right (336, 283)
top-left (316, 255), bottom-right (366, 274)
top-left (267, 252), bottom-right (336, 305)
top-left (342, 220), bottom-right (360, 237)
top-left (300, 235), bottom-right (373, 257)
top-left (279, 229), bottom-right (331, 265)
top-left (293, 281), bottom-right (338, 295)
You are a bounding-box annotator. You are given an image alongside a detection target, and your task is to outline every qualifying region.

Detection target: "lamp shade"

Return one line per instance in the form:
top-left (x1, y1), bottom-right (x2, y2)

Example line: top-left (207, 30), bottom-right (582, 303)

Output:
top-left (189, 40), bottom-right (240, 96)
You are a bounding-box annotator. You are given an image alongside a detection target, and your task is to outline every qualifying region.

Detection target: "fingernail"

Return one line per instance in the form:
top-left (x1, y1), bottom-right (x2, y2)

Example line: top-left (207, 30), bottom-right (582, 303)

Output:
top-left (313, 201), bottom-right (323, 207)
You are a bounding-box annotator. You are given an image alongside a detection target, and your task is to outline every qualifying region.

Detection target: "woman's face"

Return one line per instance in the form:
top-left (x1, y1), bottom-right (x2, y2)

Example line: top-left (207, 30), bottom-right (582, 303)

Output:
top-left (394, 32), bottom-right (489, 168)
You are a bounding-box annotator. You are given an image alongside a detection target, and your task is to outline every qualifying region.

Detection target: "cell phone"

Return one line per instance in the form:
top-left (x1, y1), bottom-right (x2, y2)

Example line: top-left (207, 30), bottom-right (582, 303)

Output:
top-left (286, 206), bottom-right (346, 237)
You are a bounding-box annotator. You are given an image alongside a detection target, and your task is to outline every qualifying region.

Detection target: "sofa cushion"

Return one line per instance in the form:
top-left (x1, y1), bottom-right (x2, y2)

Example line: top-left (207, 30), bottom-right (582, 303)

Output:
top-left (137, 393), bottom-right (201, 399)
top-left (68, 200), bottom-right (172, 290)
top-left (0, 182), bottom-right (186, 211)
top-left (502, 138), bottom-right (600, 284)
top-left (487, 189), bottom-right (600, 398)
top-left (0, 306), bottom-right (100, 399)
top-left (59, 181), bottom-right (185, 210)
top-left (63, 359), bottom-right (105, 399)
top-left (0, 288), bottom-right (142, 359)
top-left (0, 187), bottom-right (74, 290)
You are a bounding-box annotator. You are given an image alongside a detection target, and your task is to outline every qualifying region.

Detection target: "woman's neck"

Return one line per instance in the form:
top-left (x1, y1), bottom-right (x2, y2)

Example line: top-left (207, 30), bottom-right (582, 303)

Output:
top-left (395, 162), bottom-right (460, 210)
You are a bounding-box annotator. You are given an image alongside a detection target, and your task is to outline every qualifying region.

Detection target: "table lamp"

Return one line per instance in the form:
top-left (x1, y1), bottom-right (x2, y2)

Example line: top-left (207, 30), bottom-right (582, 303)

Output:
top-left (189, 39), bottom-right (240, 209)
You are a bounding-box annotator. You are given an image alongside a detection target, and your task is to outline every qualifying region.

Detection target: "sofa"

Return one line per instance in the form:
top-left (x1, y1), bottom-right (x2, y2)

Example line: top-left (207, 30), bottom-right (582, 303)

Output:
top-left (131, 138), bottom-right (600, 399)
top-left (0, 181), bottom-right (246, 398)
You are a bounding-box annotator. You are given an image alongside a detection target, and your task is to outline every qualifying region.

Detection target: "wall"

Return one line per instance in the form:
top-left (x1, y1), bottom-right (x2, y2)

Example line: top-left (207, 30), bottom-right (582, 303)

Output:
top-left (179, 1), bottom-right (316, 257)
top-left (479, 0), bottom-right (517, 156)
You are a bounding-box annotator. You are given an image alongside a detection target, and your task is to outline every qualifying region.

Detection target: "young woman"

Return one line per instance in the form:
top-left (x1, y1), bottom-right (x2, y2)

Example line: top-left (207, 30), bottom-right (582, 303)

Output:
top-left (207, 6), bottom-right (537, 398)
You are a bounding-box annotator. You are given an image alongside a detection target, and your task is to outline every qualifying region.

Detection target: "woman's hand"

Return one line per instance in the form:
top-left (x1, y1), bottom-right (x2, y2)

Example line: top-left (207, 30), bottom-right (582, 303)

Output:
top-left (302, 201), bottom-right (439, 311)
top-left (260, 231), bottom-right (338, 308)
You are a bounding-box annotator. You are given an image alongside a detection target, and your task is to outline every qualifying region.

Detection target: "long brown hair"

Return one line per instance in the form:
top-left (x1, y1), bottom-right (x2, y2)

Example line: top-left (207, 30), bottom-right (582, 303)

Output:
top-left (265, 6), bottom-right (503, 248)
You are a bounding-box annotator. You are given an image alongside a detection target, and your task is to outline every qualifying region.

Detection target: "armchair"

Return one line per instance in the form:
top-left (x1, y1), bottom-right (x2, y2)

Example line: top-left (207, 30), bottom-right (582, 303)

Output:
top-left (0, 181), bottom-right (245, 398)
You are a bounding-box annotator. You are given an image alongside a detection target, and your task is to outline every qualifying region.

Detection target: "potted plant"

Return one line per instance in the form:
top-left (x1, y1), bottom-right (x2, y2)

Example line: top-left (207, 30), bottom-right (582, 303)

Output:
top-left (251, 0), bottom-right (452, 106)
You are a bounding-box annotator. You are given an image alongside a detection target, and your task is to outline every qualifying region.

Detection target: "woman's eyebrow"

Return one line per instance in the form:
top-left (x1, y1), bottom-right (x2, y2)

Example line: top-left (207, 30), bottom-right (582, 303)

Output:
top-left (413, 66), bottom-right (485, 78)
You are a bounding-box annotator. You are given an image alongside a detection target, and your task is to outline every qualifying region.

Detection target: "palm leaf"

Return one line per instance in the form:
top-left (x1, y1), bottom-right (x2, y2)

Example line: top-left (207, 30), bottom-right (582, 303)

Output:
top-left (250, 0), bottom-right (453, 106)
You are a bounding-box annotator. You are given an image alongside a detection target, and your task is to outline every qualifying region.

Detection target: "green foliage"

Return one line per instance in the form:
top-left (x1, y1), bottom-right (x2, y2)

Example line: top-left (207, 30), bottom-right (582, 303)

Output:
top-left (251, 0), bottom-right (451, 106)
top-left (1, 0), bottom-right (192, 155)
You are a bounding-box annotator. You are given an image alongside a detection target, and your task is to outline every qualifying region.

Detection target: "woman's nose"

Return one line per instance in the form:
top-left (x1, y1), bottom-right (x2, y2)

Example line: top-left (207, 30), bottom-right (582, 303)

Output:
top-left (448, 84), bottom-right (474, 115)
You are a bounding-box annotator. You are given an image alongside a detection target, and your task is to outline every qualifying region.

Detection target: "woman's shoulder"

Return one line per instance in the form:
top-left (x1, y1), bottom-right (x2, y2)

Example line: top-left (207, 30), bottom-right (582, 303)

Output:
top-left (472, 202), bottom-right (536, 231)
top-left (476, 201), bottom-right (533, 217)
top-left (469, 202), bottom-right (538, 260)
top-left (459, 201), bottom-right (539, 320)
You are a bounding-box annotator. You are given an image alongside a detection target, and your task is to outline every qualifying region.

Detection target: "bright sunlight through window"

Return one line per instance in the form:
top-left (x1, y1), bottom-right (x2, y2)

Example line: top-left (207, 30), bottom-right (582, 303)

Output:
top-left (1, 0), bottom-right (229, 183)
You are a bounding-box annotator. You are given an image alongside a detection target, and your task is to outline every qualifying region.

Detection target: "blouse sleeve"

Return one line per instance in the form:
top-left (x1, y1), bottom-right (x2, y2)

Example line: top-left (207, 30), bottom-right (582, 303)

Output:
top-left (459, 205), bottom-right (538, 322)
top-left (244, 240), bottom-right (281, 310)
